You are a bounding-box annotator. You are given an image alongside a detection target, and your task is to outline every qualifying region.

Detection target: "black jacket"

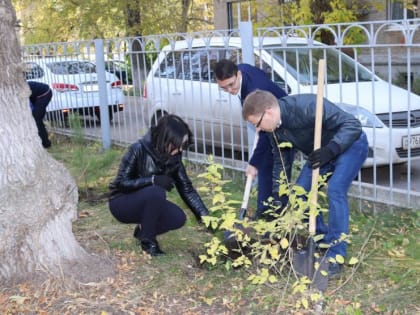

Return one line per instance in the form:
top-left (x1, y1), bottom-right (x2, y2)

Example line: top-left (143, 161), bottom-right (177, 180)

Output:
top-left (109, 133), bottom-right (209, 220)
top-left (270, 94), bottom-right (362, 195)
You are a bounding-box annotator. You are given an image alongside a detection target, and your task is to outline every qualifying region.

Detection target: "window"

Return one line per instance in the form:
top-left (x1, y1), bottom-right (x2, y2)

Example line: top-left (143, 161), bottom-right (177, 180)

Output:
top-left (388, 0), bottom-right (418, 20)
top-left (156, 51), bottom-right (178, 78)
top-left (46, 61), bottom-right (97, 75)
top-left (264, 45), bottom-right (373, 85)
top-left (24, 62), bottom-right (44, 80)
top-left (156, 48), bottom-right (226, 82)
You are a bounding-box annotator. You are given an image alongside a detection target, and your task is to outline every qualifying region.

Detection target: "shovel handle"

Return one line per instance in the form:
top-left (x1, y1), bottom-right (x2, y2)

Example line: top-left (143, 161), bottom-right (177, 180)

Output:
top-left (240, 174), bottom-right (254, 212)
top-left (309, 59), bottom-right (326, 236)
top-left (239, 131), bottom-right (260, 217)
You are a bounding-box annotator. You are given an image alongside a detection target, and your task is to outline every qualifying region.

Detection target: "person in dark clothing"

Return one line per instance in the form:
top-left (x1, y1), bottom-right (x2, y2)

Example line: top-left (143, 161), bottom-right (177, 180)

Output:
top-left (213, 59), bottom-right (294, 219)
top-left (108, 114), bottom-right (209, 256)
top-left (28, 81), bottom-right (52, 148)
top-left (242, 90), bottom-right (369, 275)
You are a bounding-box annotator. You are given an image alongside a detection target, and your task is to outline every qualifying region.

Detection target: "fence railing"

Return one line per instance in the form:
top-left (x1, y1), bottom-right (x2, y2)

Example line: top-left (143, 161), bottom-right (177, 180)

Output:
top-left (22, 19), bottom-right (420, 209)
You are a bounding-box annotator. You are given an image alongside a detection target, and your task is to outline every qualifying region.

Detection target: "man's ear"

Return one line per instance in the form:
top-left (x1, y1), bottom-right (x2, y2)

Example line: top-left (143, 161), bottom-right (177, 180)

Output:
top-left (266, 107), bottom-right (275, 117)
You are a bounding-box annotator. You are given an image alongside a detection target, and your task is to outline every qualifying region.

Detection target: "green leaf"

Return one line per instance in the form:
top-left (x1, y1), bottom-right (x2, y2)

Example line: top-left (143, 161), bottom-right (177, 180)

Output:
top-left (278, 141), bottom-right (293, 148)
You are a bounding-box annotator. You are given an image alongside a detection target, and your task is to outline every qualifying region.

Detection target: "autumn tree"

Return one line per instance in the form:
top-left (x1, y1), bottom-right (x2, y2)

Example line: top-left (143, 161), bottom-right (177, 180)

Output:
top-left (13, 0), bottom-right (215, 44)
top-left (0, 0), bottom-right (113, 284)
top-left (253, 0), bottom-right (375, 44)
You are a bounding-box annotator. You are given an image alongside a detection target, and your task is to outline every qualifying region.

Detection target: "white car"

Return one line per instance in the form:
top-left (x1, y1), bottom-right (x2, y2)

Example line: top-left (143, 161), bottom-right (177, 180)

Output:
top-left (24, 58), bottom-right (125, 122)
top-left (143, 36), bottom-right (420, 167)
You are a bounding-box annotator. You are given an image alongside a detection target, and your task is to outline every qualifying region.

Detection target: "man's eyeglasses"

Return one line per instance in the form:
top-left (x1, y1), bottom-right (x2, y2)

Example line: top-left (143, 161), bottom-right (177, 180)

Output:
top-left (219, 75), bottom-right (238, 91)
top-left (255, 111), bottom-right (265, 128)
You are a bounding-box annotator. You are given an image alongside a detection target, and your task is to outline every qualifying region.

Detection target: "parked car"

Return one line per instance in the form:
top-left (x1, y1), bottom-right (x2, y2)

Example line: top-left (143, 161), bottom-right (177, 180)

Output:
top-left (142, 36), bottom-right (420, 167)
top-left (105, 60), bottom-right (133, 85)
top-left (24, 58), bottom-right (125, 122)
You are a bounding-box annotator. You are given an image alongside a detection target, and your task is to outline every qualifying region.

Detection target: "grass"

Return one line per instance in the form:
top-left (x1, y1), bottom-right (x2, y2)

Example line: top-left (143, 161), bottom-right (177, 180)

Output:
top-left (1, 135), bottom-right (419, 314)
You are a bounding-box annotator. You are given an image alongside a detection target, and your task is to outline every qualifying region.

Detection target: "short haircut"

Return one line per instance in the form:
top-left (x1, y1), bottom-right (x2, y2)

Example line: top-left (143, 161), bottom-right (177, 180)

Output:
top-left (242, 89), bottom-right (278, 120)
top-left (213, 59), bottom-right (238, 80)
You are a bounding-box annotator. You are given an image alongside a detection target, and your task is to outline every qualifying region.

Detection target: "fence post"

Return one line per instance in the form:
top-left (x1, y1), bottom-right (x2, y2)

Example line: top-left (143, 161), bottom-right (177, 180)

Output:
top-left (94, 39), bottom-right (111, 150)
top-left (239, 21), bottom-right (257, 157)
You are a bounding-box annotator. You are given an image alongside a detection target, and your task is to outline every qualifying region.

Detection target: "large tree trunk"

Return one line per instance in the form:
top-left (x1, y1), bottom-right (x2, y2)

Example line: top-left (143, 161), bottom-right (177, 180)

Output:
top-left (0, 0), bottom-right (111, 284)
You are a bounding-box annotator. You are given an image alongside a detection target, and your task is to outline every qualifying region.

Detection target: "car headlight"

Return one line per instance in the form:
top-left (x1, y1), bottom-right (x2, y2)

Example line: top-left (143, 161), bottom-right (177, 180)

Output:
top-left (338, 103), bottom-right (384, 128)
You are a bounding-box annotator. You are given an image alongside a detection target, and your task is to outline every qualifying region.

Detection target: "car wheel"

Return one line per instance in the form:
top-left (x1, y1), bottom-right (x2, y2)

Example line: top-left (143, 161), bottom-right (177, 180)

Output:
top-left (95, 109), bottom-right (113, 123)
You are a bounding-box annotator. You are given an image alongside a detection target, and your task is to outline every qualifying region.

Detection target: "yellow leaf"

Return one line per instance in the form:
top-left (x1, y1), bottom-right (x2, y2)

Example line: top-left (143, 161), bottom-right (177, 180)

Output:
top-left (310, 293), bottom-right (322, 302)
top-left (202, 297), bottom-right (216, 305)
top-left (301, 297), bottom-right (309, 309)
top-left (268, 245), bottom-right (280, 259)
top-left (387, 248), bottom-right (405, 257)
top-left (9, 295), bottom-right (28, 305)
top-left (335, 254), bottom-right (345, 264)
top-left (348, 257), bottom-right (359, 265)
top-left (280, 238), bottom-right (289, 249)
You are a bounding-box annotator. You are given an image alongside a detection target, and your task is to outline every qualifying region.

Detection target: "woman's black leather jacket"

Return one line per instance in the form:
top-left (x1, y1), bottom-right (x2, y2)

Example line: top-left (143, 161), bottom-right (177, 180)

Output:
top-left (109, 133), bottom-right (209, 220)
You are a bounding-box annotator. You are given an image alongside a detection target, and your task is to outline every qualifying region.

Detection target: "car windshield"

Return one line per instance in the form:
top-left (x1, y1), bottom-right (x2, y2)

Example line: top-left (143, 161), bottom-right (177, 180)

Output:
top-left (46, 61), bottom-right (97, 75)
top-left (265, 44), bottom-right (375, 84)
top-left (24, 62), bottom-right (45, 80)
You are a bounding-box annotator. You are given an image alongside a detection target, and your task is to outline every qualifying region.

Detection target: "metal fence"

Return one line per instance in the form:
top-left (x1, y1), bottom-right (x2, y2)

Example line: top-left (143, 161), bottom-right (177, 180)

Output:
top-left (22, 19), bottom-right (420, 209)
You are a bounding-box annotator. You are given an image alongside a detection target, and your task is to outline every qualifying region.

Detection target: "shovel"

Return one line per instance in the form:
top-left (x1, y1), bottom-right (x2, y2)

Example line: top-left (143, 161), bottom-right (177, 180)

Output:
top-left (223, 132), bottom-right (259, 253)
top-left (292, 59), bottom-right (329, 291)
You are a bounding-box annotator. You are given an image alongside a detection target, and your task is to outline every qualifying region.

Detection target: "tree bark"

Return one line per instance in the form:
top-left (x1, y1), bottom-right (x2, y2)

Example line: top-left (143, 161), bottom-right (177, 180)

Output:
top-left (181, 0), bottom-right (192, 33)
top-left (0, 0), bottom-right (111, 284)
top-left (310, 0), bottom-right (335, 44)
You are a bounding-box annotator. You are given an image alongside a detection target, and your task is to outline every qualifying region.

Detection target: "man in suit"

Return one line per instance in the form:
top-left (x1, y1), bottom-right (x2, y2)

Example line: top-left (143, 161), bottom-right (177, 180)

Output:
top-left (213, 59), bottom-right (294, 219)
top-left (28, 81), bottom-right (53, 148)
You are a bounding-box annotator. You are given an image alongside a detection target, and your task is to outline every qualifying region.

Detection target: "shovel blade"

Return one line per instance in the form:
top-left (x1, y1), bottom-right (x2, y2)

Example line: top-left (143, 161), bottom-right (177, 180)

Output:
top-left (292, 239), bottom-right (329, 292)
top-left (222, 207), bottom-right (248, 249)
top-left (292, 247), bottom-right (313, 276)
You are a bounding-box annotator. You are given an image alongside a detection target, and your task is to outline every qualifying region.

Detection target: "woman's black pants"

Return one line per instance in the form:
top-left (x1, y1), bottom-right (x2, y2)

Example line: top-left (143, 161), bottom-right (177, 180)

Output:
top-left (108, 186), bottom-right (186, 243)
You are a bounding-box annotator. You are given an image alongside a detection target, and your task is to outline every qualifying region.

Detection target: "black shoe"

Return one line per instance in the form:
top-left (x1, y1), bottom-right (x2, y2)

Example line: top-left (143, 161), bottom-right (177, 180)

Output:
top-left (42, 140), bottom-right (51, 148)
top-left (140, 239), bottom-right (165, 256)
top-left (133, 224), bottom-right (141, 240)
top-left (328, 262), bottom-right (343, 277)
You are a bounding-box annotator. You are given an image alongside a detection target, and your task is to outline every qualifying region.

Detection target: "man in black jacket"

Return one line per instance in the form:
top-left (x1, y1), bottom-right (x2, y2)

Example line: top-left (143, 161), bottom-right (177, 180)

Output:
top-left (28, 81), bottom-right (52, 148)
top-left (243, 90), bottom-right (369, 276)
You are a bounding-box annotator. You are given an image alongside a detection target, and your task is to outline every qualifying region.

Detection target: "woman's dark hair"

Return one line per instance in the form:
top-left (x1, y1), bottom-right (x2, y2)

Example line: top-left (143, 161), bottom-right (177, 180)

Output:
top-left (151, 114), bottom-right (193, 156)
top-left (213, 59), bottom-right (238, 81)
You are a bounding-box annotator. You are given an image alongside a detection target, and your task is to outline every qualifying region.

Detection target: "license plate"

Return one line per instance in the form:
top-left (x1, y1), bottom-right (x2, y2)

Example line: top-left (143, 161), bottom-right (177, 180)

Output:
top-left (402, 134), bottom-right (420, 149)
top-left (83, 84), bottom-right (99, 92)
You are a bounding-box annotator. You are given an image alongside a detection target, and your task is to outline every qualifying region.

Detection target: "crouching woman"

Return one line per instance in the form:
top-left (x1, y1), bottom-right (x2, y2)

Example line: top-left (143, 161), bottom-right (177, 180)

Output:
top-left (108, 114), bottom-right (209, 256)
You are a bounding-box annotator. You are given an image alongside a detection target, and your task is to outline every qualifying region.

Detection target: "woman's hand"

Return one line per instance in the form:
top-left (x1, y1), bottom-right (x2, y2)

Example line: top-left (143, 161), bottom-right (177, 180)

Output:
top-left (153, 175), bottom-right (174, 191)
